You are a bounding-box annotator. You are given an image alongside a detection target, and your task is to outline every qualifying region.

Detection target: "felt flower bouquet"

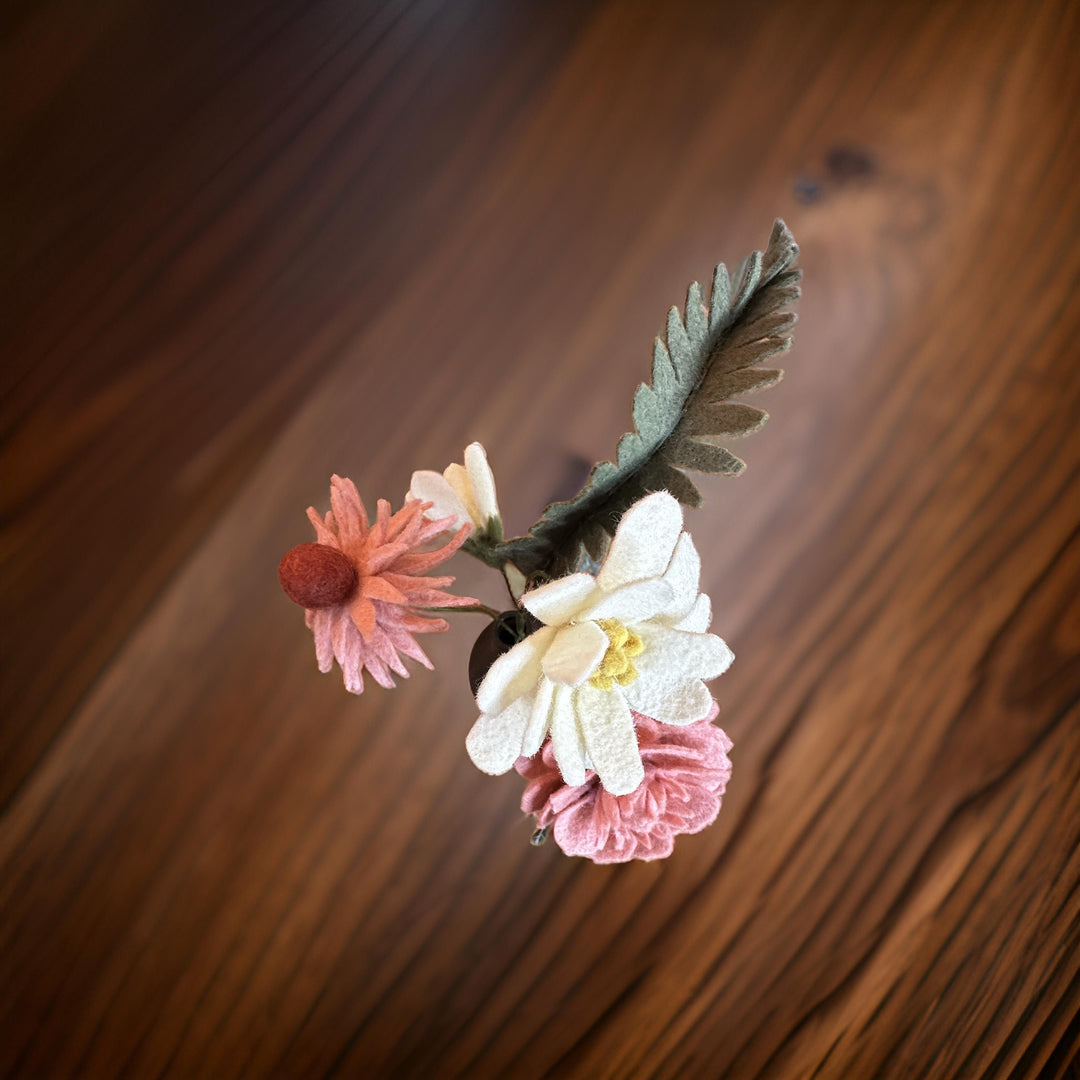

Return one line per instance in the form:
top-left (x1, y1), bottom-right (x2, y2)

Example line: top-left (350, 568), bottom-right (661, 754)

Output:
top-left (278, 221), bottom-right (800, 863)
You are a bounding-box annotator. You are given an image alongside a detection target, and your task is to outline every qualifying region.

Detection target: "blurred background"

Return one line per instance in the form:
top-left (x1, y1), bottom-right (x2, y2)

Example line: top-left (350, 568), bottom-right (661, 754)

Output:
top-left (3, 0), bottom-right (1079, 1076)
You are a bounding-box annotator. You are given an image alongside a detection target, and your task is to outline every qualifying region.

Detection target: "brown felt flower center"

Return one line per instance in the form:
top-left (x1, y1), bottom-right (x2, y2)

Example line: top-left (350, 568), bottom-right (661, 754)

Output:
top-left (278, 543), bottom-right (358, 608)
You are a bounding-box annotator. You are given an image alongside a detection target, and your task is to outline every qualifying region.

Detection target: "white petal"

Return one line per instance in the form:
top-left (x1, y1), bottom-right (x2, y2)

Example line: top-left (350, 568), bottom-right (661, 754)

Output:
top-left (660, 532), bottom-right (701, 622)
top-left (622, 622), bottom-right (732, 724)
top-left (443, 463), bottom-right (481, 525)
top-left (550, 684), bottom-right (587, 787)
top-left (408, 471), bottom-right (470, 527)
top-left (597, 491), bottom-right (684, 591)
top-left (583, 579), bottom-right (673, 624)
top-left (464, 442), bottom-right (500, 523)
top-left (466, 698), bottom-right (532, 775)
top-left (474, 627), bottom-right (554, 714)
top-left (521, 676), bottom-right (554, 757)
top-left (623, 677), bottom-right (715, 725)
top-left (541, 621), bottom-right (610, 686)
top-left (636, 623), bottom-right (734, 682)
top-left (671, 592), bottom-right (712, 633)
top-left (504, 562), bottom-right (527, 601)
top-left (522, 573), bottom-right (598, 626)
top-left (576, 684), bottom-right (644, 795)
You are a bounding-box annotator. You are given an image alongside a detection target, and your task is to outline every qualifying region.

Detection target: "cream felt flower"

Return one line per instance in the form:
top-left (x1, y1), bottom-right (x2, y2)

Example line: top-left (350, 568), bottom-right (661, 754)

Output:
top-left (409, 442), bottom-right (501, 536)
top-left (465, 491), bottom-right (733, 796)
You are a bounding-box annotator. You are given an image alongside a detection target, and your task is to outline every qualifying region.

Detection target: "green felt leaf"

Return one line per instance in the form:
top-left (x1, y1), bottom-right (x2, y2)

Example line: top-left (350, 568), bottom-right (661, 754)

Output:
top-left (495, 219), bottom-right (801, 576)
top-left (666, 438), bottom-right (746, 475)
top-left (679, 402), bottom-right (769, 438)
top-left (705, 366), bottom-right (783, 399)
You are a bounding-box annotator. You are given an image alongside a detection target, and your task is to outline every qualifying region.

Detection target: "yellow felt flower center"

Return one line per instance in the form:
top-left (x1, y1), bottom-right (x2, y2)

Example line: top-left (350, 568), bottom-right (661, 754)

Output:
top-left (589, 619), bottom-right (644, 691)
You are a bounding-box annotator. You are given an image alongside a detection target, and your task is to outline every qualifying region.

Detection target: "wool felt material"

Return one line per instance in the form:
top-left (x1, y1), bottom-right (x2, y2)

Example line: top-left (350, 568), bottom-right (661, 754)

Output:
top-left (278, 542), bottom-right (358, 608)
top-left (516, 703), bottom-right (733, 864)
top-left (466, 491), bottom-right (733, 795)
top-left (296, 476), bottom-right (478, 693)
top-left (457, 219), bottom-right (801, 579)
top-left (409, 442), bottom-right (501, 536)
top-left (467, 609), bottom-right (542, 695)
top-left (503, 561), bottom-right (528, 600)
top-left (541, 621), bottom-right (609, 686)
top-left (579, 578), bottom-right (672, 625)
top-left (589, 619), bottom-right (644, 689)
top-left (277, 221), bottom-right (804, 861)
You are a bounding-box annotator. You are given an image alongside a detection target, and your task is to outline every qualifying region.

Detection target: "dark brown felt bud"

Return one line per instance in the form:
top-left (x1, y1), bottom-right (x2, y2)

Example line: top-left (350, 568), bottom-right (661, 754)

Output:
top-left (278, 543), bottom-right (358, 608)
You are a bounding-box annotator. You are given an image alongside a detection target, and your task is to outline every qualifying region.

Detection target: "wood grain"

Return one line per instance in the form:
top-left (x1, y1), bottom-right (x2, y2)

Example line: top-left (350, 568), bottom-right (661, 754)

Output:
top-left (2, 0), bottom-right (1079, 1076)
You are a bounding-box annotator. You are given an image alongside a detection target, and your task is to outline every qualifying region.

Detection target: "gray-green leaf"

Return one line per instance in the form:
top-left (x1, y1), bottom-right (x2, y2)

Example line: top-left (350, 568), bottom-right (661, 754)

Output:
top-left (498, 219), bottom-right (801, 576)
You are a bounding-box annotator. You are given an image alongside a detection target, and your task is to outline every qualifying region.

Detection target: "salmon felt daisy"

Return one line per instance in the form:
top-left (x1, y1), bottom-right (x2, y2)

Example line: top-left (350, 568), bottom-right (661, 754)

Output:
top-left (278, 475), bottom-right (478, 693)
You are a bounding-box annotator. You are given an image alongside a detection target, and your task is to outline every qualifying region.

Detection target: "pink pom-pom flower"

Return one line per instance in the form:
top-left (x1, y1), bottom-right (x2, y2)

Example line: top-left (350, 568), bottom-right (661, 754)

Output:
top-left (279, 475), bottom-right (478, 693)
top-left (515, 703), bottom-right (732, 863)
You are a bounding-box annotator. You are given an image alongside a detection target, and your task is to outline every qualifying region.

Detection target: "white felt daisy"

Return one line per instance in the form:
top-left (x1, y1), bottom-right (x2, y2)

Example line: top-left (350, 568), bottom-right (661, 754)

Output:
top-left (465, 491), bottom-right (733, 796)
top-left (409, 442), bottom-right (501, 536)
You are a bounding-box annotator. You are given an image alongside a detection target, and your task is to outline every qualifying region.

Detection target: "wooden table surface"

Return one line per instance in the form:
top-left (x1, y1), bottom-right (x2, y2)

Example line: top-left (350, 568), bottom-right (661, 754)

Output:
top-left (4, 1), bottom-right (1080, 1076)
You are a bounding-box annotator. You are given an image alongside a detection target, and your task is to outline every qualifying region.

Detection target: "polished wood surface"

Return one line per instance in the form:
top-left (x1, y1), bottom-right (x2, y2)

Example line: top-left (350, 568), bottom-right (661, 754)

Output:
top-left (3, 0), bottom-right (1079, 1076)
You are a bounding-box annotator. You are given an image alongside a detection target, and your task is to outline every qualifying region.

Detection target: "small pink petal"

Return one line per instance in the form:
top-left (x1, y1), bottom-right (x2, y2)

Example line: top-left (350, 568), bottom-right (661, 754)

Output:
top-left (402, 615), bottom-right (450, 635)
top-left (374, 498), bottom-right (393, 540)
top-left (365, 542), bottom-right (411, 575)
top-left (330, 476), bottom-right (368, 547)
top-left (408, 590), bottom-right (479, 608)
top-left (381, 572), bottom-right (455, 593)
top-left (391, 549), bottom-right (465, 574)
top-left (307, 608), bottom-right (335, 673)
top-left (384, 627), bottom-right (434, 669)
top-left (362, 576), bottom-right (409, 605)
top-left (350, 595), bottom-right (377, 639)
top-left (365, 653), bottom-right (397, 689)
top-left (306, 507), bottom-right (338, 547)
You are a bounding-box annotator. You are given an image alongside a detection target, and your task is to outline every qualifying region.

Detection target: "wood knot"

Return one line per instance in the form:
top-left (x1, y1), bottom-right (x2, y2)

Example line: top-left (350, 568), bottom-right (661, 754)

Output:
top-left (825, 144), bottom-right (876, 182)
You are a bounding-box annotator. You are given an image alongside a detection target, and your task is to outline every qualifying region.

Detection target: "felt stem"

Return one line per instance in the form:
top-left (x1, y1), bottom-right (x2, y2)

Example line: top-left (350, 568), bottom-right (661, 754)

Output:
top-left (423, 603), bottom-right (503, 621)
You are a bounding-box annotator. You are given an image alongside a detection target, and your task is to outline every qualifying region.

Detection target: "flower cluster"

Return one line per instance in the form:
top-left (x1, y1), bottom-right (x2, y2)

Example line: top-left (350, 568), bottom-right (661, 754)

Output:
top-left (279, 446), bottom-right (735, 863)
top-left (466, 490), bottom-right (732, 796)
top-left (273, 222), bottom-right (804, 862)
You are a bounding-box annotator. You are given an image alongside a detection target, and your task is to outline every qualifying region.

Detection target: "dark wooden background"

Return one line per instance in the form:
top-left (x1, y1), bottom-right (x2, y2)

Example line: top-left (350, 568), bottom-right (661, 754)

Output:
top-left (3, 0), bottom-right (1079, 1076)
